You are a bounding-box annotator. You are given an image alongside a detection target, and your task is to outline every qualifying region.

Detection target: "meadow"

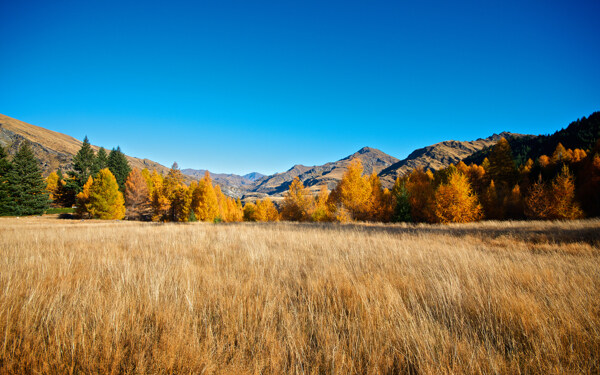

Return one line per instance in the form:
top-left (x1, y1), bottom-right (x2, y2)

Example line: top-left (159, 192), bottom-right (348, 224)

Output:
top-left (0, 217), bottom-right (599, 374)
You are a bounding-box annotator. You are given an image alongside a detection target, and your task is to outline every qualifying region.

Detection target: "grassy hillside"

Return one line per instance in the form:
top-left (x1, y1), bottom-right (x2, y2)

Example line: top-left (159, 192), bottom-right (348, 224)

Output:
top-left (1, 217), bottom-right (598, 374)
top-left (464, 111), bottom-right (600, 166)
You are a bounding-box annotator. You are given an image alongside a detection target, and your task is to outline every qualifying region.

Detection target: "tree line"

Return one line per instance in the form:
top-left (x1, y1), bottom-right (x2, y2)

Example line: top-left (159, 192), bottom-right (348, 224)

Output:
top-left (2, 136), bottom-right (599, 223)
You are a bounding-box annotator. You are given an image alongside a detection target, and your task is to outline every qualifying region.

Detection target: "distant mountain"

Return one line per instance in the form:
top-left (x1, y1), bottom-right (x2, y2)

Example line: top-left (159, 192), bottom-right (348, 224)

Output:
top-left (463, 112), bottom-right (600, 166)
top-left (248, 147), bottom-right (399, 197)
top-left (0, 113), bottom-right (173, 176)
top-left (181, 169), bottom-right (265, 197)
top-left (378, 132), bottom-right (525, 187)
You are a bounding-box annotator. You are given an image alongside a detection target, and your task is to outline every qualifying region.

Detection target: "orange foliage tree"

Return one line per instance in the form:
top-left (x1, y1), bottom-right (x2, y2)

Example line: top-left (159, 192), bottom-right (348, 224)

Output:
top-left (76, 176), bottom-right (94, 218)
top-left (332, 158), bottom-right (371, 221)
top-left (281, 177), bottom-right (313, 221)
top-left (191, 171), bottom-right (219, 222)
top-left (434, 171), bottom-right (482, 223)
top-left (547, 165), bottom-right (583, 220)
top-left (124, 168), bottom-right (151, 220)
top-left (405, 168), bottom-right (435, 223)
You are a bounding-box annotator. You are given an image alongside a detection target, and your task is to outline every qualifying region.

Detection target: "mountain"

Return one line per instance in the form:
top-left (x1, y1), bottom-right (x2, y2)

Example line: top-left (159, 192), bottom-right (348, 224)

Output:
top-left (463, 112), bottom-right (600, 166)
top-left (181, 169), bottom-right (264, 197)
top-left (0, 113), bottom-right (172, 176)
top-left (378, 132), bottom-right (525, 187)
top-left (247, 147), bottom-right (399, 198)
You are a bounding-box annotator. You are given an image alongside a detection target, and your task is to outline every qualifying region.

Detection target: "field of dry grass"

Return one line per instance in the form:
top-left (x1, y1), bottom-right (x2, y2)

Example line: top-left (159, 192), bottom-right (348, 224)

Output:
top-left (1, 216), bottom-right (599, 374)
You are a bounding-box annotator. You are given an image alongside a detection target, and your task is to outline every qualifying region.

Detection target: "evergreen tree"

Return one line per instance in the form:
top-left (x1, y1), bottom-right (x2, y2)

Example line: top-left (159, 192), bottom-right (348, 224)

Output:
top-left (392, 178), bottom-right (412, 222)
top-left (0, 145), bottom-right (12, 215)
top-left (68, 136), bottom-right (96, 193)
top-left (92, 147), bottom-right (109, 175)
top-left (107, 146), bottom-right (131, 191)
top-left (5, 142), bottom-right (50, 215)
top-left (487, 138), bottom-right (517, 188)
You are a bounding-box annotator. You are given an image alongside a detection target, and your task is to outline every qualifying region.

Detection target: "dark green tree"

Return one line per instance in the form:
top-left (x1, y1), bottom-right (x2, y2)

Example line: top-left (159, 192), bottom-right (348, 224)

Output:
top-left (392, 179), bottom-right (412, 222)
top-left (487, 138), bottom-right (518, 188)
top-left (67, 136), bottom-right (96, 193)
top-left (92, 147), bottom-right (108, 175)
top-left (0, 145), bottom-right (12, 216)
top-left (5, 142), bottom-right (50, 215)
top-left (108, 146), bottom-right (131, 191)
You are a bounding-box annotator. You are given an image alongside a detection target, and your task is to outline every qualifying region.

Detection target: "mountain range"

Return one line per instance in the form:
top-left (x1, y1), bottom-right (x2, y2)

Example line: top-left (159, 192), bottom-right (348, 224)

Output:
top-left (0, 112), bottom-right (536, 200)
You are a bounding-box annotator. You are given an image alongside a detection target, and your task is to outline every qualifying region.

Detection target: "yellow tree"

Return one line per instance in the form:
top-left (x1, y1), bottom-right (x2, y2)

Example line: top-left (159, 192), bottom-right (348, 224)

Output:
top-left (124, 168), bottom-right (151, 220)
top-left (434, 171), bottom-right (482, 223)
top-left (281, 177), bottom-right (313, 221)
top-left (170, 185), bottom-right (192, 222)
top-left (243, 202), bottom-right (257, 221)
top-left (548, 165), bottom-right (583, 220)
top-left (150, 172), bottom-right (169, 221)
top-left (191, 171), bottom-right (219, 222)
top-left (254, 198), bottom-right (279, 222)
top-left (405, 168), bottom-right (435, 223)
top-left (311, 185), bottom-right (332, 222)
top-left (45, 171), bottom-right (62, 206)
top-left (524, 176), bottom-right (551, 219)
top-left (336, 158), bottom-right (371, 221)
top-left (87, 168), bottom-right (125, 220)
top-left (76, 176), bottom-right (94, 218)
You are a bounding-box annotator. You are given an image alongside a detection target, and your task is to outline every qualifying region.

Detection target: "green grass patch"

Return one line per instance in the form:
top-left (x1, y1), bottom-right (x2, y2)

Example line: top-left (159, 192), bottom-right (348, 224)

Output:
top-left (46, 207), bottom-right (75, 214)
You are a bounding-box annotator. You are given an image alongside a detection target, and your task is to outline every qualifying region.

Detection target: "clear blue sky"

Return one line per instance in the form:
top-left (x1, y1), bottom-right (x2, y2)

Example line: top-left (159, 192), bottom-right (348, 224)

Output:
top-left (1, 0), bottom-right (599, 175)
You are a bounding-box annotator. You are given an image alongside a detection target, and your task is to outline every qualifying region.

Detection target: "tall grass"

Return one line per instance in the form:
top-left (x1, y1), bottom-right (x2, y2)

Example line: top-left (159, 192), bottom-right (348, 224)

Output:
top-left (0, 217), bottom-right (599, 374)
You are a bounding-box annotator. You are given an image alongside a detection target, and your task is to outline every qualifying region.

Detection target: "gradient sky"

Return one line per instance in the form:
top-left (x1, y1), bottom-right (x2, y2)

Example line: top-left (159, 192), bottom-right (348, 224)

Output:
top-left (1, 0), bottom-right (599, 175)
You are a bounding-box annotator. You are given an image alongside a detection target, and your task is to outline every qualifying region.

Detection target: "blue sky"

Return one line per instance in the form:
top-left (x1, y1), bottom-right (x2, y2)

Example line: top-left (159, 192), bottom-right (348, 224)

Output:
top-left (1, 0), bottom-right (599, 175)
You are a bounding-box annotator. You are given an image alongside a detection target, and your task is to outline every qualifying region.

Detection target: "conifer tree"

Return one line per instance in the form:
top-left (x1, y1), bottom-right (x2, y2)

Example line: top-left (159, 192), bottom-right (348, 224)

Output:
top-left (87, 168), bottom-right (126, 220)
top-left (391, 177), bottom-right (412, 222)
top-left (107, 146), bottom-right (131, 191)
top-left (487, 138), bottom-right (517, 187)
top-left (124, 168), bottom-right (152, 220)
top-left (524, 176), bottom-right (550, 220)
top-left (5, 142), bottom-right (50, 216)
top-left (434, 171), bottom-right (482, 223)
top-left (92, 147), bottom-right (109, 175)
top-left (336, 158), bottom-right (371, 220)
top-left (0, 145), bottom-right (12, 215)
top-left (68, 136), bottom-right (96, 193)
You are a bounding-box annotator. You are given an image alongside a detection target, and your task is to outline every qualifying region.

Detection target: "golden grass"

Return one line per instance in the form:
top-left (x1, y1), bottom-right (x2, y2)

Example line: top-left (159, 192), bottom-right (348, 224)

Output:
top-left (1, 217), bottom-right (599, 374)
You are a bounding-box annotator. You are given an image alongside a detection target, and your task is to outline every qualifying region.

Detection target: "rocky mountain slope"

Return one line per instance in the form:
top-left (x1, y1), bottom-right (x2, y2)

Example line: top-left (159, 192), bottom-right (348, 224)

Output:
top-left (0, 113), bottom-right (171, 175)
top-left (378, 132), bottom-right (524, 187)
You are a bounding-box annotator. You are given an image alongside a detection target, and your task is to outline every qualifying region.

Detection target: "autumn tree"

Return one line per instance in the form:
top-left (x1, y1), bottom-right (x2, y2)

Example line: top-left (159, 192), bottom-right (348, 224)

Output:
top-left (524, 176), bottom-right (550, 220)
top-left (577, 153), bottom-right (600, 217)
top-left (86, 169), bottom-right (126, 220)
top-left (333, 158), bottom-right (371, 221)
top-left (405, 168), bottom-right (435, 222)
top-left (547, 165), bottom-right (583, 220)
top-left (124, 168), bottom-right (152, 220)
top-left (243, 202), bottom-right (257, 221)
top-left (505, 184), bottom-right (524, 219)
top-left (481, 180), bottom-right (502, 220)
top-left (191, 171), bottom-right (219, 222)
top-left (76, 176), bottom-right (94, 218)
top-left (5, 142), bottom-right (50, 216)
top-left (434, 171), bottom-right (482, 223)
top-left (311, 185), bottom-right (332, 222)
top-left (150, 171), bottom-right (169, 221)
top-left (254, 198), bottom-right (279, 222)
top-left (46, 171), bottom-right (62, 206)
top-left (281, 177), bottom-right (313, 221)
top-left (169, 185), bottom-right (192, 222)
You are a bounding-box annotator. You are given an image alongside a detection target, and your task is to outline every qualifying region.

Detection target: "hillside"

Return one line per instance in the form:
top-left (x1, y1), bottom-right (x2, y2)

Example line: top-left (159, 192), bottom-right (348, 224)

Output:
top-left (181, 169), bottom-right (264, 197)
top-left (0, 113), bottom-right (172, 176)
top-left (248, 147), bottom-right (399, 198)
top-left (463, 111), bottom-right (600, 166)
top-left (378, 132), bottom-right (524, 187)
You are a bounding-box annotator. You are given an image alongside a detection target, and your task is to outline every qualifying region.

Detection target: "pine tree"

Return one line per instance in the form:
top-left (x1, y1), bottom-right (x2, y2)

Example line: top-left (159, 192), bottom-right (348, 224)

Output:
top-left (67, 136), bottom-right (96, 193)
top-left (487, 138), bottom-right (517, 187)
top-left (124, 168), bottom-right (151, 220)
top-left (281, 177), bottom-right (313, 221)
top-left (5, 142), bottom-right (50, 216)
top-left (0, 145), bottom-right (12, 216)
top-left (434, 171), bottom-right (482, 223)
top-left (107, 147), bottom-right (131, 191)
top-left (391, 177), bottom-right (412, 222)
top-left (87, 168), bottom-right (126, 220)
top-left (92, 147), bottom-right (109, 175)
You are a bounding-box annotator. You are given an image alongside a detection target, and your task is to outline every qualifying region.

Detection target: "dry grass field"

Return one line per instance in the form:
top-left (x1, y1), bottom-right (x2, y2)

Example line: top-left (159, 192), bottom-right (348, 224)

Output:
top-left (1, 217), bottom-right (599, 374)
